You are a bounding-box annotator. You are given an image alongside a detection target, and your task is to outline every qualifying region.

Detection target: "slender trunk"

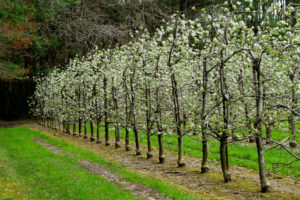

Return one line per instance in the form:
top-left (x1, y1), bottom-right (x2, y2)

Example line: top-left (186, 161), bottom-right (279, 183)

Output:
top-left (96, 118), bottom-right (101, 143)
top-left (112, 80), bottom-right (120, 148)
top-left (145, 82), bottom-right (153, 159)
top-left (289, 115), bottom-right (297, 148)
top-left (67, 120), bottom-right (70, 134)
top-left (256, 135), bottom-right (270, 192)
top-left (73, 122), bottom-right (76, 136)
top-left (220, 135), bottom-right (231, 182)
top-left (134, 125), bottom-right (141, 155)
top-left (201, 133), bottom-right (209, 173)
top-left (171, 71), bottom-right (184, 167)
top-left (158, 134), bottom-right (165, 163)
top-left (146, 132), bottom-right (152, 158)
top-left (125, 127), bottom-right (131, 151)
top-left (115, 124), bottom-right (121, 148)
top-left (265, 123), bottom-right (272, 144)
top-left (177, 134), bottom-right (185, 167)
top-left (154, 57), bottom-right (165, 163)
top-left (61, 120), bottom-right (64, 132)
top-left (78, 118), bottom-right (82, 137)
top-left (105, 120), bottom-right (109, 146)
top-left (84, 121), bottom-right (87, 139)
top-left (167, 21), bottom-right (184, 167)
top-left (58, 120), bottom-right (61, 131)
top-left (124, 87), bottom-right (131, 151)
top-left (219, 52), bottom-right (231, 182)
top-left (129, 71), bottom-right (140, 155)
top-left (253, 57), bottom-right (270, 192)
top-left (104, 76), bottom-right (110, 146)
top-left (201, 60), bottom-right (209, 173)
top-left (90, 120), bottom-right (95, 141)
top-left (289, 73), bottom-right (297, 148)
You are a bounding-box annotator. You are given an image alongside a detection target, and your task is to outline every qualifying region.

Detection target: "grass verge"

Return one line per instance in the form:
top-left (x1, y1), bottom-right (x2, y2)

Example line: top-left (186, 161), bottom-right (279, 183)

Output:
top-left (0, 126), bottom-right (199, 200)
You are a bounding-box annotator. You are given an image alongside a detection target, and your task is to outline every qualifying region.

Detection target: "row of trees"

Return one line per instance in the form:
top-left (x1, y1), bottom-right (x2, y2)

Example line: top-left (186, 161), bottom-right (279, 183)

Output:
top-left (31, 2), bottom-right (299, 193)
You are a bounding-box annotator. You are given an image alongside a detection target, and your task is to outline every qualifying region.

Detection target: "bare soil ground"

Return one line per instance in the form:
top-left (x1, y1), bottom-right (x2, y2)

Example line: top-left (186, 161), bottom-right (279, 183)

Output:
top-left (9, 122), bottom-right (300, 200)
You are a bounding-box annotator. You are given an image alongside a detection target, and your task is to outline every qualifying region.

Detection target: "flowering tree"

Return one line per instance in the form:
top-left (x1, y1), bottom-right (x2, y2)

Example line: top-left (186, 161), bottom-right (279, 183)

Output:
top-left (31, 2), bottom-right (299, 193)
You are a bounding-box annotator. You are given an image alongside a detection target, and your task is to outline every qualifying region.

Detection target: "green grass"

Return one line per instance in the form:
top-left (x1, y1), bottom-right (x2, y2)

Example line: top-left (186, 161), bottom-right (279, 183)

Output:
top-left (71, 122), bottom-right (300, 180)
top-left (0, 127), bottom-right (198, 200)
top-left (0, 127), bottom-right (138, 200)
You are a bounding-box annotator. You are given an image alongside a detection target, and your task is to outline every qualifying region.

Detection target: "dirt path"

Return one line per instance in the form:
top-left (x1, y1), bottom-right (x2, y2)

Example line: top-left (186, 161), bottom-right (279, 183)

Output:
top-left (32, 137), bottom-right (173, 200)
top-left (0, 120), bottom-right (33, 128)
top-left (30, 123), bottom-right (300, 200)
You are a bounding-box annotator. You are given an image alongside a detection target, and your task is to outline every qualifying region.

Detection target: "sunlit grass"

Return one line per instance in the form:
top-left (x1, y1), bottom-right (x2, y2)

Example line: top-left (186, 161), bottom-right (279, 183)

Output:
top-left (0, 127), bottom-right (198, 200)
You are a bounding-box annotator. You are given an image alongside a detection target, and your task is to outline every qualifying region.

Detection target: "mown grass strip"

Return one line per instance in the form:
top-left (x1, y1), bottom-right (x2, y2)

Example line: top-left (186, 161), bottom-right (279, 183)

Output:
top-left (41, 128), bottom-right (199, 200)
top-left (0, 127), bottom-right (139, 200)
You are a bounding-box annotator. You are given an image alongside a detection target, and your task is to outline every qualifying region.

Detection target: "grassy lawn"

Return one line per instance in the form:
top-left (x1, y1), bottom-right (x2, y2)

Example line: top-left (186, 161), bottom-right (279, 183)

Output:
top-left (0, 127), bottom-right (198, 200)
top-left (72, 122), bottom-right (300, 179)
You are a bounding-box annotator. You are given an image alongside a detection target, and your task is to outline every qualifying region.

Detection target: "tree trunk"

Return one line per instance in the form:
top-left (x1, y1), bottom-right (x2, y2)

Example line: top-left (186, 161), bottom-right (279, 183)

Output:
top-left (256, 135), bottom-right (270, 192)
top-left (201, 135), bottom-right (209, 173)
top-left (145, 83), bottom-right (153, 159)
top-left (84, 121), bottom-right (87, 139)
top-left (201, 60), bottom-right (209, 173)
top-left (220, 135), bottom-right (231, 182)
top-left (134, 125), bottom-right (141, 155)
top-left (219, 52), bottom-right (231, 182)
top-left (105, 120), bottom-right (109, 146)
top-left (112, 80), bottom-right (120, 148)
top-left (158, 134), bottom-right (165, 163)
top-left (289, 72), bottom-right (297, 148)
top-left (66, 120), bottom-right (70, 135)
top-left (90, 120), bottom-right (95, 141)
top-left (253, 58), bottom-right (270, 193)
top-left (265, 123), bottom-right (272, 144)
top-left (125, 127), bottom-right (131, 151)
top-left (104, 76), bottom-right (110, 146)
top-left (289, 115), bottom-right (297, 148)
top-left (96, 118), bottom-right (101, 143)
top-left (177, 134), bottom-right (185, 167)
top-left (115, 124), bottom-right (121, 148)
top-left (146, 132), bottom-right (153, 158)
top-left (73, 122), bottom-right (76, 136)
top-left (78, 118), bottom-right (82, 137)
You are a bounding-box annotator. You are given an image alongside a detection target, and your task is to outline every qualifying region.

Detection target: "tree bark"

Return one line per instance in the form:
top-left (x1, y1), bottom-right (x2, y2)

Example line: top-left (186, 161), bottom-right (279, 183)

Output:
top-left (145, 81), bottom-right (153, 159)
top-left (73, 122), bottom-right (76, 136)
top-left (78, 118), bottom-right (82, 137)
top-left (289, 115), bottom-right (297, 148)
top-left (96, 118), bottom-right (101, 143)
top-left (220, 135), bottom-right (231, 182)
top-left (219, 54), bottom-right (231, 182)
top-left (115, 124), bottom-right (121, 148)
top-left (265, 123), bottom-right (272, 144)
top-left (289, 72), bottom-right (297, 148)
top-left (125, 127), bottom-right (131, 151)
top-left (201, 59), bottom-right (209, 173)
top-left (256, 135), bottom-right (270, 192)
top-left (253, 57), bottom-right (270, 192)
top-left (134, 125), bottom-right (141, 155)
top-left (104, 76), bottom-right (110, 146)
top-left (84, 121), bottom-right (87, 139)
top-left (158, 133), bottom-right (165, 163)
top-left (90, 120), bottom-right (95, 141)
